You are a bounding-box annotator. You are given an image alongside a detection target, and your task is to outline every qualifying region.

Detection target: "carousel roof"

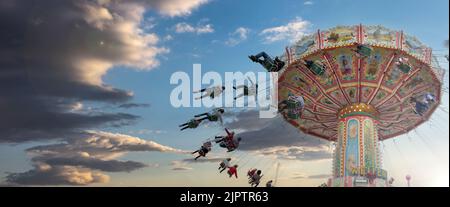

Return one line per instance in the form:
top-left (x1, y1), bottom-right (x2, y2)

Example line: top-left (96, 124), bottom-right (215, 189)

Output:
top-left (278, 25), bottom-right (445, 141)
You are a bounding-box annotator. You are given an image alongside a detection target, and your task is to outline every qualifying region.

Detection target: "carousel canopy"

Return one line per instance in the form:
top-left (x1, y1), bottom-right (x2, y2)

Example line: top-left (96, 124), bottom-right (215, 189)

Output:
top-left (278, 25), bottom-right (444, 141)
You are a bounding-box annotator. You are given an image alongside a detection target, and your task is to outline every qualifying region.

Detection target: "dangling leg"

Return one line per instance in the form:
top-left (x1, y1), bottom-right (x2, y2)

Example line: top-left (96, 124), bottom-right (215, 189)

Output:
top-left (179, 122), bottom-right (188, 127)
top-left (197, 117), bottom-right (209, 122)
top-left (214, 136), bottom-right (224, 143)
top-left (194, 113), bottom-right (209, 117)
top-left (255, 52), bottom-right (270, 61)
top-left (180, 126), bottom-right (189, 131)
top-left (250, 52), bottom-right (271, 63)
top-left (195, 92), bottom-right (210, 100)
top-left (193, 88), bottom-right (207, 93)
top-left (195, 155), bottom-right (202, 160)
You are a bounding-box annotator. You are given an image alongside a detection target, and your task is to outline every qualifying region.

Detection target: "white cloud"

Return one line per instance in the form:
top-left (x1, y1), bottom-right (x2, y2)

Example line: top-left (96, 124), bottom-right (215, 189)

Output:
top-left (141, 17), bottom-right (157, 31)
top-left (129, 129), bottom-right (167, 135)
top-left (174, 22), bottom-right (214, 34)
top-left (145, 0), bottom-right (210, 17)
top-left (27, 130), bottom-right (187, 160)
top-left (79, 1), bottom-right (113, 30)
top-left (260, 17), bottom-right (311, 43)
top-left (225, 27), bottom-right (250, 46)
top-left (171, 161), bottom-right (193, 171)
top-left (73, 1), bottom-right (171, 85)
top-left (163, 34), bottom-right (173, 41)
top-left (304, 1), bottom-right (314, 5)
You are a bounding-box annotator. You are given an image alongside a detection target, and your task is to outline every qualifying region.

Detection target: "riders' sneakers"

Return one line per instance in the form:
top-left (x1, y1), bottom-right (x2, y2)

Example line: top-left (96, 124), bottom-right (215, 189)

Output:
top-left (248, 55), bottom-right (258, 62)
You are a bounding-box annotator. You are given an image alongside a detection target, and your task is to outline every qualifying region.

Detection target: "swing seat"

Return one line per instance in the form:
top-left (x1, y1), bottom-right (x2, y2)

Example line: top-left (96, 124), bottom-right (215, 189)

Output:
top-left (286, 100), bottom-right (301, 109)
top-left (357, 46), bottom-right (372, 57)
top-left (188, 121), bottom-right (198, 128)
top-left (398, 63), bottom-right (411, 73)
top-left (287, 111), bottom-right (300, 119)
top-left (309, 62), bottom-right (325, 76)
top-left (208, 115), bottom-right (218, 121)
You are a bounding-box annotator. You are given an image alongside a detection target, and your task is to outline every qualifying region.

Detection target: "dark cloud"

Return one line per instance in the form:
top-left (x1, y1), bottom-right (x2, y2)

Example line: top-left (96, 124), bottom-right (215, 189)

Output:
top-left (225, 110), bottom-right (329, 151)
top-left (0, 0), bottom-right (209, 185)
top-left (224, 110), bottom-right (332, 161)
top-left (224, 110), bottom-right (274, 131)
top-left (35, 156), bottom-right (147, 172)
top-left (0, 0), bottom-right (170, 143)
top-left (5, 131), bottom-right (185, 185)
top-left (118, 103), bottom-right (151, 109)
top-left (6, 164), bottom-right (109, 186)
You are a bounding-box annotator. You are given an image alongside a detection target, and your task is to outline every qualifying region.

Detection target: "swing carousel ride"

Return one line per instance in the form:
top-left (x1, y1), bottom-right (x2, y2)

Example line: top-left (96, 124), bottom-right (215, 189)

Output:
top-left (278, 24), bottom-right (445, 187)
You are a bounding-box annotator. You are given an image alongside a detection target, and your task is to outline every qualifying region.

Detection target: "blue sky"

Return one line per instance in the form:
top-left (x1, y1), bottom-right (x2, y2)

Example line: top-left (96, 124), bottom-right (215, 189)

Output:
top-left (0, 0), bottom-right (448, 187)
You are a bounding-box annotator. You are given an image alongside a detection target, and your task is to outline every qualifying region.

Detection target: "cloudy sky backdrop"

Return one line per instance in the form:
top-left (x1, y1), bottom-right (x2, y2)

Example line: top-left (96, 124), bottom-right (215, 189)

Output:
top-left (0, 0), bottom-right (448, 186)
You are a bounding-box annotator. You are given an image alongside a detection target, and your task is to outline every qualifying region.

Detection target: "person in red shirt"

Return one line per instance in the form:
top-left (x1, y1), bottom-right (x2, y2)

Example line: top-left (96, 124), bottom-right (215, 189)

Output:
top-left (214, 128), bottom-right (241, 152)
top-left (227, 165), bottom-right (238, 178)
top-left (215, 128), bottom-right (234, 142)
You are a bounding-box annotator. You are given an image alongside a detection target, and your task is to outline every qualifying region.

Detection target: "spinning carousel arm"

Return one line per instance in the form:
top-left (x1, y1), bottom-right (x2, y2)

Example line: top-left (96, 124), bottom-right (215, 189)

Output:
top-left (375, 67), bottom-right (421, 108)
top-left (367, 53), bottom-right (397, 104)
top-left (295, 64), bottom-right (343, 108)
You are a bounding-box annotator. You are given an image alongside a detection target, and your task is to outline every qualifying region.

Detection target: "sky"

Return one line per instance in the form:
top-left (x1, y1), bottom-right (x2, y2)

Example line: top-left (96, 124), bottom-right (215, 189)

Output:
top-left (0, 0), bottom-right (448, 187)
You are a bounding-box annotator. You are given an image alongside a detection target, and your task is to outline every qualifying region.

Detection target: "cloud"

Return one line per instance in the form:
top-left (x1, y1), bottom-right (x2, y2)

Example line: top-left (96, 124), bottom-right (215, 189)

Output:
top-left (129, 129), bottom-right (167, 135)
top-left (0, 0), bottom-right (178, 143)
top-left (171, 161), bottom-right (193, 171)
top-left (174, 22), bottom-right (214, 34)
top-left (143, 0), bottom-right (210, 17)
top-left (172, 167), bottom-right (193, 171)
top-left (27, 131), bottom-right (186, 158)
top-left (181, 157), bottom-right (226, 163)
top-left (118, 103), bottom-right (151, 109)
top-left (304, 1), bottom-right (314, 5)
top-left (224, 110), bottom-right (274, 131)
top-left (33, 156), bottom-right (148, 172)
top-left (5, 131), bottom-right (185, 185)
top-left (6, 164), bottom-right (110, 186)
top-left (224, 110), bottom-right (331, 161)
top-left (291, 173), bottom-right (307, 179)
top-left (307, 174), bottom-right (331, 179)
top-left (225, 27), bottom-right (250, 46)
top-left (291, 173), bottom-right (331, 180)
top-left (260, 17), bottom-right (311, 43)
top-left (0, 0), bottom-right (209, 186)
top-left (163, 34), bottom-right (174, 41)
top-left (258, 146), bottom-right (332, 161)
